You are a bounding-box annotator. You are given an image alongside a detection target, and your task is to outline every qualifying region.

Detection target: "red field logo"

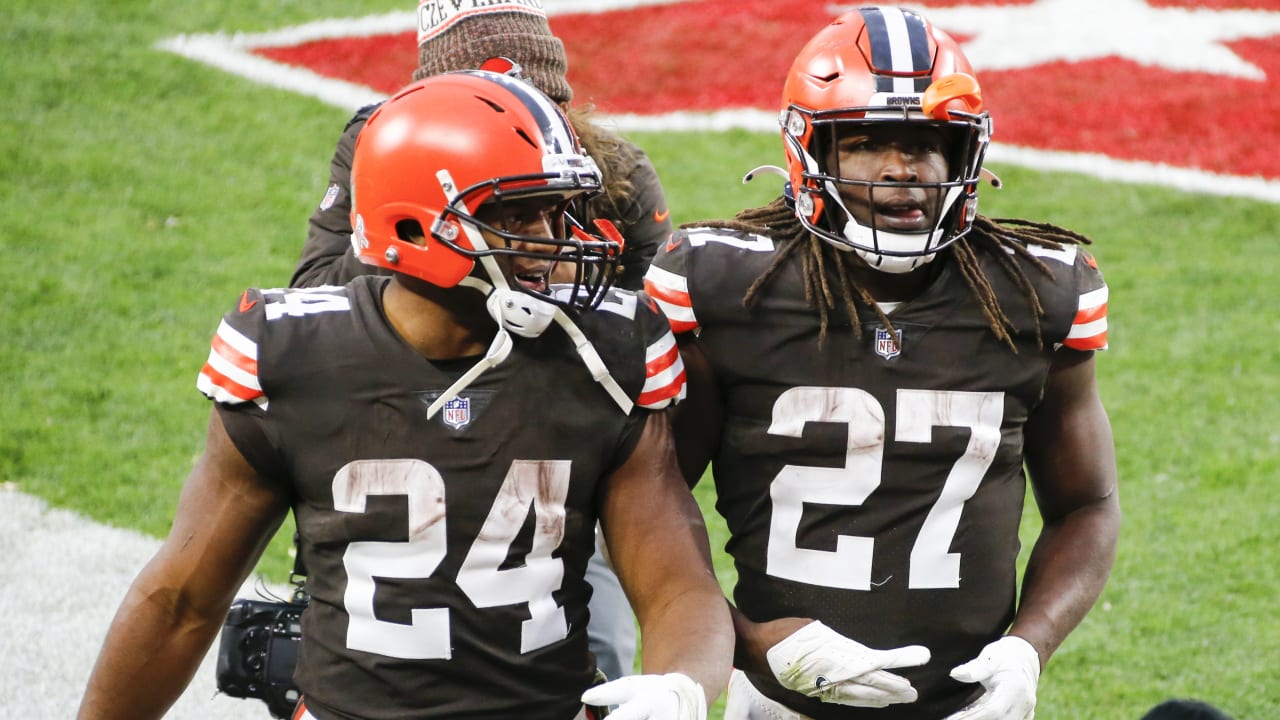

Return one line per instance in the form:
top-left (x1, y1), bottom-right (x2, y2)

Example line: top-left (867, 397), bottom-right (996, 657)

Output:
top-left (159, 0), bottom-right (1280, 201)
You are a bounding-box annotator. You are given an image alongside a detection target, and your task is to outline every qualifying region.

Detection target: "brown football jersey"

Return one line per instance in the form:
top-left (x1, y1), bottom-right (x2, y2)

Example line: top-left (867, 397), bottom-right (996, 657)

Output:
top-left (646, 226), bottom-right (1108, 719)
top-left (197, 276), bottom-right (684, 720)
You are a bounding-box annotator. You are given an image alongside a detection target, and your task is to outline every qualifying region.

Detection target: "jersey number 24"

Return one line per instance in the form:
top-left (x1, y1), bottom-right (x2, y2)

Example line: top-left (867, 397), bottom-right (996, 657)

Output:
top-left (332, 458), bottom-right (570, 660)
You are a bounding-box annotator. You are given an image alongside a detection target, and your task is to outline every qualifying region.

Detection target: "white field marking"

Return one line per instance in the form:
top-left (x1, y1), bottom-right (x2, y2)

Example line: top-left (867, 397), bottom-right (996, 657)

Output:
top-left (1, 488), bottom-right (291, 719)
top-left (153, 9), bottom-right (1280, 204)
top-left (902, 0), bottom-right (1280, 79)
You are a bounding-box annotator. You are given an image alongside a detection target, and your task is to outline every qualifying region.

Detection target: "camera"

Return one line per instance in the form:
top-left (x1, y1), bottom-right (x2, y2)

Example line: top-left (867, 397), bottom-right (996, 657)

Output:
top-left (216, 595), bottom-right (308, 719)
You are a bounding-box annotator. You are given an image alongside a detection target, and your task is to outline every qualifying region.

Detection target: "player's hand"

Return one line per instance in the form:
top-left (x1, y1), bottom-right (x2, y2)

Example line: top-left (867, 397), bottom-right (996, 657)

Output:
top-left (765, 621), bottom-right (931, 708)
top-left (943, 635), bottom-right (1040, 720)
top-left (580, 672), bottom-right (706, 720)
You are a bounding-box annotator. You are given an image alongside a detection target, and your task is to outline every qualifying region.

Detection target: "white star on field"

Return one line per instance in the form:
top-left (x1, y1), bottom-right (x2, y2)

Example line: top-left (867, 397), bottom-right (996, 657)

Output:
top-left (831, 0), bottom-right (1280, 80)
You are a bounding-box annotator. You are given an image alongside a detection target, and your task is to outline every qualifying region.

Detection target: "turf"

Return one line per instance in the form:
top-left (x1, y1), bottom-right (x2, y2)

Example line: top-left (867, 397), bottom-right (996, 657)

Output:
top-left (4, 1), bottom-right (1279, 718)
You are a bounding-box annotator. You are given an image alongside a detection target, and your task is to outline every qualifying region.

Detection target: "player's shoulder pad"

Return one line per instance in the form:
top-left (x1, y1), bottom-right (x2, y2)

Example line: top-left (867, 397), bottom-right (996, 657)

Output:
top-left (570, 287), bottom-right (686, 411)
top-left (645, 225), bottom-right (776, 336)
top-left (196, 285), bottom-right (354, 409)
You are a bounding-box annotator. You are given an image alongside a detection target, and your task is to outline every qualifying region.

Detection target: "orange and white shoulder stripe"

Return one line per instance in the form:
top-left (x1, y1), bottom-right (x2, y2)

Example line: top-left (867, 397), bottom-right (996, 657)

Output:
top-left (638, 329), bottom-right (686, 409)
top-left (644, 266), bottom-right (697, 334)
top-left (197, 319), bottom-right (268, 409)
top-left (1061, 285), bottom-right (1109, 351)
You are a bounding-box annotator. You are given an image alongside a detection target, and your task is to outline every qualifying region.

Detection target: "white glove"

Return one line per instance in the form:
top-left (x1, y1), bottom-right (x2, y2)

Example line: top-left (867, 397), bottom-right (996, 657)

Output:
top-left (765, 621), bottom-right (931, 708)
top-left (580, 672), bottom-right (706, 720)
top-left (943, 635), bottom-right (1041, 720)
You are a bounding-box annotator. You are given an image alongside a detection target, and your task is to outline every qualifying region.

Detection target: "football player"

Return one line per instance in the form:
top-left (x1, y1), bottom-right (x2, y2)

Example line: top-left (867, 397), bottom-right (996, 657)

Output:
top-left (291, 2), bottom-right (672, 682)
top-left (643, 7), bottom-right (1120, 720)
top-left (77, 71), bottom-right (731, 720)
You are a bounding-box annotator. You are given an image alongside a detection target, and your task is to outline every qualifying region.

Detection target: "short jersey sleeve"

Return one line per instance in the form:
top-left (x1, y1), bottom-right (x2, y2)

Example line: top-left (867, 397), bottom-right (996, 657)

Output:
top-left (197, 288), bottom-right (270, 409)
top-left (644, 226), bottom-right (779, 339)
top-left (634, 290), bottom-right (686, 409)
top-left (643, 228), bottom-right (699, 335)
top-left (1023, 242), bottom-right (1110, 352)
top-left (196, 288), bottom-right (282, 481)
top-left (197, 285), bottom-right (358, 481)
top-left (1062, 248), bottom-right (1109, 352)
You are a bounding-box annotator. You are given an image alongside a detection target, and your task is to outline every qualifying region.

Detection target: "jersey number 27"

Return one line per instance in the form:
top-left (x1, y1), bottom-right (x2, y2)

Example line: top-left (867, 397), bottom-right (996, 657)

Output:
top-left (767, 386), bottom-right (1004, 591)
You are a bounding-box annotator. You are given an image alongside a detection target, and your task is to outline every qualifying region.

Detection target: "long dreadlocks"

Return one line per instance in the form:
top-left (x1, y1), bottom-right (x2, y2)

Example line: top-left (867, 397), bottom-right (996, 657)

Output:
top-left (688, 196), bottom-right (1093, 351)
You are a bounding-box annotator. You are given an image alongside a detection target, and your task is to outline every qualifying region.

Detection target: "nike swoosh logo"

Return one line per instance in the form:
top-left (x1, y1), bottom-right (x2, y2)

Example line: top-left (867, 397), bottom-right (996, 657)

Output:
top-left (665, 235), bottom-right (683, 252)
top-left (653, 208), bottom-right (670, 223)
top-left (239, 291), bottom-right (258, 313)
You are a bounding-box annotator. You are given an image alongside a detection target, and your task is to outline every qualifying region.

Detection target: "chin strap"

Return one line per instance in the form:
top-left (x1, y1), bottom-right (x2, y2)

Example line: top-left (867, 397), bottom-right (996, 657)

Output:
top-left (552, 310), bottom-right (633, 416)
top-left (425, 324), bottom-right (513, 419)
top-left (421, 171), bottom-right (634, 419)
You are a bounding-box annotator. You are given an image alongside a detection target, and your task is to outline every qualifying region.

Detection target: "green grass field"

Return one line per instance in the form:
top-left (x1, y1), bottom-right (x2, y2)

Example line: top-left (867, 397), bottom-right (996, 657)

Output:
top-left (4, 1), bottom-right (1279, 718)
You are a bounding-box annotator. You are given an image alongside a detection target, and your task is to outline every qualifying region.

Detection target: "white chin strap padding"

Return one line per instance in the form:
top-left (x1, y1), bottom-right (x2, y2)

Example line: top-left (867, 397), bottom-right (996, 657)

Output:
top-left (864, 251), bottom-right (932, 274)
top-left (843, 216), bottom-right (937, 274)
top-left (486, 288), bottom-right (557, 338)
top-left (425, 328), bottom-right (514, 420)
top-left (824, 180), bottom-right (939, 275)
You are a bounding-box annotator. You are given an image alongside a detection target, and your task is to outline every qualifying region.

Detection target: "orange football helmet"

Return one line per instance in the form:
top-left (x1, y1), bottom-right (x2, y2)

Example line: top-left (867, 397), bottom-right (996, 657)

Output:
top-left (350, 70), bottom-right (620, 308)
top-left (780, 7), bottom-right (993, 273)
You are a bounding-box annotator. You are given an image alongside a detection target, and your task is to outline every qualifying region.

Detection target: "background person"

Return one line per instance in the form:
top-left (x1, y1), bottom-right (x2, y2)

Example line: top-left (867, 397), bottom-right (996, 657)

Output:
top-left (292, 0), bottom-right (671, 293)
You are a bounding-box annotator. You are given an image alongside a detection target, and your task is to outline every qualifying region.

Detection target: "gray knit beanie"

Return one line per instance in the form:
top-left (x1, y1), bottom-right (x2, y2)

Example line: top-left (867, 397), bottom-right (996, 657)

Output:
top-left (413, 0), bottom-right (572, 104)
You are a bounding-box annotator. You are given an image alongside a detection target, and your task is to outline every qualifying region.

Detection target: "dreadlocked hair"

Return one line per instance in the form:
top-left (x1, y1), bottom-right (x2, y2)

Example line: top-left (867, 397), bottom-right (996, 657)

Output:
top-left (684, 197), bottom-right (1093, 351)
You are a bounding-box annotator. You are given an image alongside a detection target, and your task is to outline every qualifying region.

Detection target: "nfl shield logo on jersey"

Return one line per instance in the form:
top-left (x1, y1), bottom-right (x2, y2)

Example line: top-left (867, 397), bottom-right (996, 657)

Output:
top-left (319, 182), bottom-right (340, 211)
top-left (442, 397), bottom-right (472, 429)
top-left (874, 327), bottom-right (903, 360)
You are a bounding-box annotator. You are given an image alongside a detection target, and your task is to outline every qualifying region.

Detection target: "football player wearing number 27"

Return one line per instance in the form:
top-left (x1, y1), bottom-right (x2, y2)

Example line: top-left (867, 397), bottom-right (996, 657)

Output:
top-left (644, 7), bottom-right (1119, 720)
top-left (76, 71), bottom-right (731, 720)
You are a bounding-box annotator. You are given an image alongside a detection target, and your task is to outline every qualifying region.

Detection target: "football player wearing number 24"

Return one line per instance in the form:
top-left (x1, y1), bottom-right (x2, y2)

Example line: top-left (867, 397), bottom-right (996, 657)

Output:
top-left (77, 71), bottom-right (731, 720)
top-left (644, 7), bottom-right (1119, 720)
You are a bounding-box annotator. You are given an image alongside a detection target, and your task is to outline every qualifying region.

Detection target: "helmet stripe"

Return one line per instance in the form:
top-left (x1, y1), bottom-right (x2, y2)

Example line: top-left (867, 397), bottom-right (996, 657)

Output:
top-left (458, 69), bottom-right (577, 155)
top-left (860, 7), bottom-right (933, 94)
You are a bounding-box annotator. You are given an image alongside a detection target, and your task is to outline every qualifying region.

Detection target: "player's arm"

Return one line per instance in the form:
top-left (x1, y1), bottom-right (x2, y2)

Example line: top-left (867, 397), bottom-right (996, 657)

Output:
top-left (595, 410), bottom-right (733, 711)
top-left (942, 349), bottom-right (1118, 720)
top-left (669, 335), bottom-right (723, 487)
top-left (1011, 348), bottom-right (1120, 659)
top-left (77, 409), bottom-right (291, 720)
top-left (730, 608), bottom-right (809, 674)
top-left (290, 116), bottom-right (387, 288)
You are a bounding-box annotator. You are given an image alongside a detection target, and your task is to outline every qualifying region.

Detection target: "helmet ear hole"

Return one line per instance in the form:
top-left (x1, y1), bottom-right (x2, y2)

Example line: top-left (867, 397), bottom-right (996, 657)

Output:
top-left (395, 219), bottom-right (425, 243)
